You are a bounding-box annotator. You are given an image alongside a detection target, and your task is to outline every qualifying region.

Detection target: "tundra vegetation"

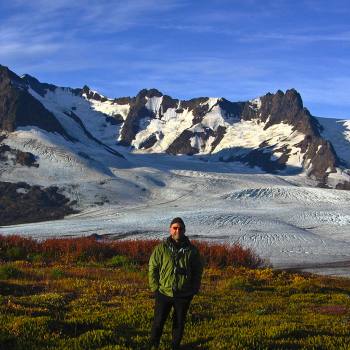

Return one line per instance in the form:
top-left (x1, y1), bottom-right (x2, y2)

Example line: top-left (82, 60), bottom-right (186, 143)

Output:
top-left (0, 235), bottom-right (349, 349)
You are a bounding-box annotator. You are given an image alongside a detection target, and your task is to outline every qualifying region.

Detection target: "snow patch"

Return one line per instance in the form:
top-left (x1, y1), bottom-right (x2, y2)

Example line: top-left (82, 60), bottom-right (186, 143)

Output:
top-left (89, 99), bottom-right (130, 120)
top-left (249, 97), bottom-right (262, 110)
top-left (145, 96), bottom-right (163, 115)
top-left (317, 117), bottom-right (350, 167)
top-left (201, 104), bottom-right (225, 131)
top-left (223, 186), bottom-right (350, 204)
top-left (16, 187), bottom-right (29, 194)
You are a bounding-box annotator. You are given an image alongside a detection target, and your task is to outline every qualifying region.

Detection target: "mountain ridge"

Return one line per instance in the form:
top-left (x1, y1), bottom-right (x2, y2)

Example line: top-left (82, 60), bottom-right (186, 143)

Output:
top-left (1, 64), bottom-right (350, 219)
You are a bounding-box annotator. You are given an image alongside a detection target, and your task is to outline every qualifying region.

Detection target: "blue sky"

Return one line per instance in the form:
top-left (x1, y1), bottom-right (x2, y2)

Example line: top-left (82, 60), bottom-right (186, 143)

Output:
top-left (0, 0), bottom-right (349, 118)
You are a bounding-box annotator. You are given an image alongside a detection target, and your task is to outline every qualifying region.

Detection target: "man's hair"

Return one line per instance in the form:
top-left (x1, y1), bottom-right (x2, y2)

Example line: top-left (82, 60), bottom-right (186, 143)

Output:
top-left (170, 217), bottom-right (185, 229)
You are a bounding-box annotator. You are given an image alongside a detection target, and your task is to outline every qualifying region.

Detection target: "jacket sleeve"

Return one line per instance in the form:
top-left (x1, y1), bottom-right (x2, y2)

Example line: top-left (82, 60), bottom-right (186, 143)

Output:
top-left (149, 245), bottom-right (160, 292)
top-left (191, 248), bottom-right (204, 295)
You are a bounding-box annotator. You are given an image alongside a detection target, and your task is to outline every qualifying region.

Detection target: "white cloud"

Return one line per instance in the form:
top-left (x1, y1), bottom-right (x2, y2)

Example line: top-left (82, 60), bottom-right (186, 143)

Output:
top-left (0, 42), bottom-right (61, 57)
top-left (0, 0), bottom-right (186, 74)
top-left (242, 32), bottom-right (350, 43)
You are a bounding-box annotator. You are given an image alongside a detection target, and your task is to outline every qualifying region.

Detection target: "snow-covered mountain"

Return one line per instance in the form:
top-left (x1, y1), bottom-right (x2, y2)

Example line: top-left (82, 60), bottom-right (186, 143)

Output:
top-left (1, 64), bottom-right (350, 219)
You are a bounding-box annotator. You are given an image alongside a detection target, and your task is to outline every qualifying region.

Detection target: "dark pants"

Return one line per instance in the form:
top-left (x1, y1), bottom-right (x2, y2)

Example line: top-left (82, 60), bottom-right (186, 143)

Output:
top-left (150, 291), bottom-right (193, 349)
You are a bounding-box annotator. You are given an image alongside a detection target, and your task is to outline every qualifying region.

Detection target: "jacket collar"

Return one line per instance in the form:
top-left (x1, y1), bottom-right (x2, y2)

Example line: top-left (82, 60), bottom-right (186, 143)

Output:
top-left (166, 236), bottom-right (191, 253)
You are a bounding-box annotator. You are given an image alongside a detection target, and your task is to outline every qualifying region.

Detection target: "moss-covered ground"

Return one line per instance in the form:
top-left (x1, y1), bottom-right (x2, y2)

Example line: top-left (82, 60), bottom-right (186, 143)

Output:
top-left (0, 235), bottom-right (349, 349)
top-left (1, 260), bottom-right (350, 349)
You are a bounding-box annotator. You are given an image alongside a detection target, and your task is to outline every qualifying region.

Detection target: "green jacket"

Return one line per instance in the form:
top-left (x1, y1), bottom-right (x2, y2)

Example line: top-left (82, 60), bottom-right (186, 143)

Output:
top-left (149, 237), bottom-right (203, 297)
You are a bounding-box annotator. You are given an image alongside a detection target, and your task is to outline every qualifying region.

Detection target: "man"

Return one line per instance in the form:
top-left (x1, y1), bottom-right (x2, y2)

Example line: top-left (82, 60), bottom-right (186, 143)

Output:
top-left (149, 217), bottom-right (203, 350)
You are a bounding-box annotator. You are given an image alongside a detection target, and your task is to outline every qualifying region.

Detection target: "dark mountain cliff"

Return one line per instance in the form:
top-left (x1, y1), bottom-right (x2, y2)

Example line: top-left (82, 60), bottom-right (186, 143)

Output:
top-left (0, 65), bottom-right (72, 140)
top-left (241, 89), bottom-right (339, 183)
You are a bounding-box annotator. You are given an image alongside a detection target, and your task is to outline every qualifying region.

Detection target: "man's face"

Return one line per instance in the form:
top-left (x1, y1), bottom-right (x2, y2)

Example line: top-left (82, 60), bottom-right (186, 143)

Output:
top-left (170, 223), bottom-right (185, 242)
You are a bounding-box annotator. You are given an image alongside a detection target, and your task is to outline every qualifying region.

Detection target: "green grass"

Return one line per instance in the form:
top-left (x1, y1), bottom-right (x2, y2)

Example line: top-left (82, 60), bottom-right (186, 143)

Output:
top-left (0, 264), bottom-right (22, 279)
top-left (105, 255), bottom-right (137, 271)
top-left (0, 261), bottom-right (350, 349)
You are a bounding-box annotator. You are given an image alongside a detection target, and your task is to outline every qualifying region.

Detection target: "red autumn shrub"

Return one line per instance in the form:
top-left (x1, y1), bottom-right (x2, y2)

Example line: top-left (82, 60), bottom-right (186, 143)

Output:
top-left (194, 241), bottom-right (264, 268)
top-left (41, 237), bottom-right (115, 263)
top-left (109, 239), bottom-right (159, 264)
top-left (0, 234), bottom-right (39, 261)
top-left (0, 235), bottom-right (264, 268)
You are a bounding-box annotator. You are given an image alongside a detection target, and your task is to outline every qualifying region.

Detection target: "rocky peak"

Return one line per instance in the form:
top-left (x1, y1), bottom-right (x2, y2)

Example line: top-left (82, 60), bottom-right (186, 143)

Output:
top-left (22, 74), bottom-right (57, 97)
top-left (0, 65), bottom-right (25, 90)
top-left (81, 85), bottom-right (108, 102)
top-left (241, 88), bottom-right (339, 183)
top-left (0, 66), bottom-right (72, 138)
top-left (113, 96), bottom-right (133, 105)
top-left (137, 88), bottom-right (163, 99)
top-left (161, 95), bottom-right (179, 113)
top-left (242, 88), bottom-right (321, 136)
top-left (179, 97), bottom-right (210, 124)
top-left (180, 97), bottom-right (208, 111)
top-left (118, 89), bottom-right (158, 146)
top-left (217, 98), bottom-right (245, 120)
